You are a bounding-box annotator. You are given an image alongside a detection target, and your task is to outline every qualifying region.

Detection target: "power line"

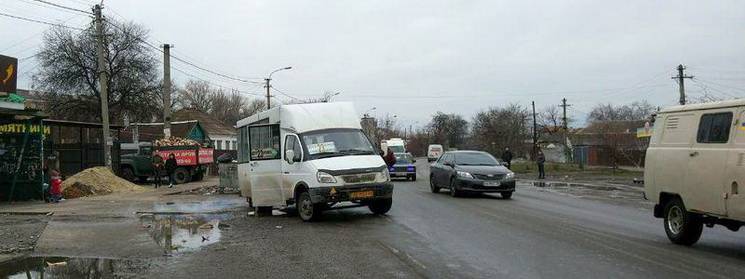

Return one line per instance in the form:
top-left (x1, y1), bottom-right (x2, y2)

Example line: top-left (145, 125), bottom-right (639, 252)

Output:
top-left (0, 11), bottom-right (85, 30)
top-left (270, 86), bottom-right (301, 101)
top-left (26, 0), bottom-right (93, 15)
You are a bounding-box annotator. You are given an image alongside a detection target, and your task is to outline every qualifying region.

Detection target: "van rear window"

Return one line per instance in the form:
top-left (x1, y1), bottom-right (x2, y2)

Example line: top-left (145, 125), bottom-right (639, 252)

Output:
top-left (696, 112), bottom-right (733, 144)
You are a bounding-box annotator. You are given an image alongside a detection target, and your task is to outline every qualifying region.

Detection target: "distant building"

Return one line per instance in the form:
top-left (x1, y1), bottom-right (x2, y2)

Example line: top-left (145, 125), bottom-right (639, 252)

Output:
top-left (172, 109), bottom-right (236, 151)
top-left (571, 120), bottom-right (650, 167)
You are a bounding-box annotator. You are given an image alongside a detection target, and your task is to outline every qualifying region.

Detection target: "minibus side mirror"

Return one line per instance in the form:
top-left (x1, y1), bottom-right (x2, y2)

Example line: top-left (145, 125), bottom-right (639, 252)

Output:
top-left (285, 150), bottom-right (295, 164)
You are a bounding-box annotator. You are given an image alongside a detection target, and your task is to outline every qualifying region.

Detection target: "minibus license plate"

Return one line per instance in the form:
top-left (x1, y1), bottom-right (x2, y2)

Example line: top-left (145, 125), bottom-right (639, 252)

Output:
top-left (350, 190), bottom-right (374, 199)
top-left (483, 181), bottom-right (500, 187)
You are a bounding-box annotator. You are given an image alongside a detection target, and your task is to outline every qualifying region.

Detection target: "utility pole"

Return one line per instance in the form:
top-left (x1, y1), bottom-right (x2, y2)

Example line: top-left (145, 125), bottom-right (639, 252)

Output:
top-left (559, 98), bottom-right (573, 163)
top-left (265, 78), bottom-right (272, 108)
top-left (94, 4), bottom-right (111, 168)
top-left (672, 64), bottom-right (693, 105)
top-left (560, 98), bottom-right (571, 130)
top-left (163, 44), bottom-right (172, 138)
top-left (531, 101), bottom-right (537, 157)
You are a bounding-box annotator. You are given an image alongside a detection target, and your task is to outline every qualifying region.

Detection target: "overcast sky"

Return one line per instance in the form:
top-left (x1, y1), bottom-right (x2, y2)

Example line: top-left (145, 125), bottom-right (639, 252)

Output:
top-left (3, 0), bottom-right (745, 128)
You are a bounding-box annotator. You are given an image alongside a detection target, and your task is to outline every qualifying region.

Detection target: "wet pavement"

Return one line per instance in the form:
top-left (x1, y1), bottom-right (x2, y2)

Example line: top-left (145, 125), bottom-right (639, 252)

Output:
top-left (3, 164), bottom-right (745, 278)
top-left (139, 211), bottom-right (240, 255)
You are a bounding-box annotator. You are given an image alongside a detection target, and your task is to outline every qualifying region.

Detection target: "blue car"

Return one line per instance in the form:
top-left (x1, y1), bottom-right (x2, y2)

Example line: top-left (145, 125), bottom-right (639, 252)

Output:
top-left (390, 153), bottom-right (417, 181)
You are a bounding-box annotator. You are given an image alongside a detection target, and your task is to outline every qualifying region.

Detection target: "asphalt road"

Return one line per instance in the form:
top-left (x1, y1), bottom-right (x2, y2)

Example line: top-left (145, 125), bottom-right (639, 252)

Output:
top-left (134, 160), bottom-right (745, 279)
top-left (9, 162), bottom-right (742, 278)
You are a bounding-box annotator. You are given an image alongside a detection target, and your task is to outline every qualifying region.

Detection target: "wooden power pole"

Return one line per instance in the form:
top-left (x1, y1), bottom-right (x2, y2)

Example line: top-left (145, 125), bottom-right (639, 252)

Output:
top-left (672, 64), bottom-right (693, 105)
top-left (94, 4), bottom-right (111, 167)
top-left (163, 44), bottom-right (172, 138)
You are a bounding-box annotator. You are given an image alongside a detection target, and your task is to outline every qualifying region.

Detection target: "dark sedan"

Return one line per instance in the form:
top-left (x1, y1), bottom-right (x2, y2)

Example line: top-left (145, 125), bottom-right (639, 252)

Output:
top-left (429, 150), bottom-right (515, 199)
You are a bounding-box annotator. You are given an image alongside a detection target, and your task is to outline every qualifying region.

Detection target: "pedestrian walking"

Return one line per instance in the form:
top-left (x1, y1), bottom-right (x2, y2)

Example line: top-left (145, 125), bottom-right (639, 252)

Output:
top-left (501, 147), bottom-right (513, 169)
top-left (536, 150), bottom-right (546, 179)
top-left (165, 153), bottom-right (178, 188)
top-left (49, 169), bottom-right (63, 203)
top-left (152, 153), bottom-right (164, 188)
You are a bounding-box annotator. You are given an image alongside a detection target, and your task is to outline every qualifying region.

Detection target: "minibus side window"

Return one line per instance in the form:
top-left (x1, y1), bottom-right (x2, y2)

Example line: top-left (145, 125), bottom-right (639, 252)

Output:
top-left (284, 135), bottom-right (303, 162)
top-left (249, 124), bottom-right (281, 160)
top-left (238, 126), bottom-right (250, 162)
top-left (696, 112), bottom-right (733, 144)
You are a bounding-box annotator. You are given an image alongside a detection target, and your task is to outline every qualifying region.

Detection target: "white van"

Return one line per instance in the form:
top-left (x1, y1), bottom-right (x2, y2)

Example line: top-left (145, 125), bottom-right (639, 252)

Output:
top-left (645, 99), bottom-right (745, 245)
top-left (386, 138), bottom-right (406, 153)
top-left (427, 144), bottom-right (443, 162)
top-left (236, 102), bottom-right (394, 221)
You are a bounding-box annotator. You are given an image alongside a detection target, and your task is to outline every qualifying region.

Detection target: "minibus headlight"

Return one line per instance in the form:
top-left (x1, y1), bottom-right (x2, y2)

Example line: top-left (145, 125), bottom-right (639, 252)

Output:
top-left (379, 169), bottom-right (391, 182)
top-left (317, 171), bottom-right (337, 183)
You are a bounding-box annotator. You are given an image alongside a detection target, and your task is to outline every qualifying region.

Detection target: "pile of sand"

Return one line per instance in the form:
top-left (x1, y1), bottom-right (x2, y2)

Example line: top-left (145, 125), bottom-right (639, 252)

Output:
top-left (62, 167), bottom-right (149, 198)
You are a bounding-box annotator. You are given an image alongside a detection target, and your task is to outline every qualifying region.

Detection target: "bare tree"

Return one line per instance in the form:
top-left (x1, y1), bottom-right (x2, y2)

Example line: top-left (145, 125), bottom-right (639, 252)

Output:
top-left (177, 80), bottom-right (214, 112)
top-left (538, 105), bottom-right (562, 137)
top-left (587, 100), bottom-right (655, 122)
top-left (286, 91), bottom-right (339, 104)
top-left (470, 104), bottom-right (530, 156)
top-left (33, 20), bottom-right (161, 122)
top-left (426, 112), bottom-right (468, 149)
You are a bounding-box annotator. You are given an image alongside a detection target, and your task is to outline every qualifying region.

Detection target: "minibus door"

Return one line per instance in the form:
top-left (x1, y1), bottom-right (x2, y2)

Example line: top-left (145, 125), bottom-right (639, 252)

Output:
top-left (248, 124), bottom-right (285, 207)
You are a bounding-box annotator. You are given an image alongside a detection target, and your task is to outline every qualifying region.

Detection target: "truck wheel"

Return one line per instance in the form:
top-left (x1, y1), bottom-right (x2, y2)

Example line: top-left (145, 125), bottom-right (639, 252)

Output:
top-left (664, 198), bottom-right (703, 246)
top-left (501, 191), bottom-right (513, 199)
top-left (369, 198), bottom-right (393, 215)
top-left (298, 191), bottom-right (323, 222)
top-left (120, 167), bottom-right (136, 182)
top-left (429, 175), bottom-right (440, 193)
top-left (173, 168), bottom-right (190, 184)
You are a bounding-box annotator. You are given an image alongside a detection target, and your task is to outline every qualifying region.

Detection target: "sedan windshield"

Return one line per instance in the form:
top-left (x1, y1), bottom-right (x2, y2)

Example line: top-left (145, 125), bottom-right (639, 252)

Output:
top-left (454, 152), bottom-right (500, 166)
top-left (300, 129), bottom-right (376, 160)
top-left (395, 153), bottom-right (414, 164)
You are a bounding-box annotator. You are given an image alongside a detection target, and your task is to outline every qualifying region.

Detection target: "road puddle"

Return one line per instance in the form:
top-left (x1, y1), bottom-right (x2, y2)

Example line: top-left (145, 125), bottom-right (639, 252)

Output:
top-left (0, 256), bottom-right (149, 278)
top-left (139, 211), bottom-right (239, 255)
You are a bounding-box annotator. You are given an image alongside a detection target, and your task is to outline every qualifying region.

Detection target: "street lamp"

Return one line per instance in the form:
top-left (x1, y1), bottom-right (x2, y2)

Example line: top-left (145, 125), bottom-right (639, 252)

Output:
top-left (324, 91), bottom-right (341, 103)
top-left (363, 107), bottom-right (376, 118)
top-left (265, 66), bottom-right (292, 108)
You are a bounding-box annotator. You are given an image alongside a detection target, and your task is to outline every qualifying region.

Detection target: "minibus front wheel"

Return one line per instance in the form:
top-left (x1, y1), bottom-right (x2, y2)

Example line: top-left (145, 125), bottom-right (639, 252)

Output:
top-left (369, 198), bottom-right (393, 215)
top-left (298, 191), bottom-right (323, 222)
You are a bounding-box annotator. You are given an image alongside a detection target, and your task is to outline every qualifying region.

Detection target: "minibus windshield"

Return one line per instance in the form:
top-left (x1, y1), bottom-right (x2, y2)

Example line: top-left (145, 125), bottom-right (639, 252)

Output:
top-left (300, 129), bottom-right (376, 160)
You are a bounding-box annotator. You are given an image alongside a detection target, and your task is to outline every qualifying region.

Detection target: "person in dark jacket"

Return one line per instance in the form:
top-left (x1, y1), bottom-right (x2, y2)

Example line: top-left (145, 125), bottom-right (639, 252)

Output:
top-left (165, 153), bottom-right (178, 188)
top-left (383, 147), bottom-right (396, 168)
top-left (501, 147), bottom-right (513, 169)
top-left (152, 154), bottom-right (164, 188)
top-left (536, 151), bottom-right (546, 179)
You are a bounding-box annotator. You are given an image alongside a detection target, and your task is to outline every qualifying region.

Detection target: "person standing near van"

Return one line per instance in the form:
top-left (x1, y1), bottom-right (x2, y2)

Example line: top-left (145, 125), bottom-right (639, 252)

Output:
top-left (501, 147), bottom-right (513, 169)
top-left (383, 147), bottom-right (396, 168)
top-left (152, 153), bottom-right (164, 189)
top-left (165, 153), bottom-right (178, 188)
top-left (536, 150), bottom-right (546, 179)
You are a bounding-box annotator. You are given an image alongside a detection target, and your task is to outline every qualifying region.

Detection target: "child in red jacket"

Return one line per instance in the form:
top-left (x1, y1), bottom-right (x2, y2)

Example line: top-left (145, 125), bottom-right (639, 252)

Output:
top-left (49, 170), bottom-right (63, 203)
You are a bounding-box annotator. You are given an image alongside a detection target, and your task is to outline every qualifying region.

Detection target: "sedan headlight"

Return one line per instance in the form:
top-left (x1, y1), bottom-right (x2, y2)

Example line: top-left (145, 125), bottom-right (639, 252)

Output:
top-left (504, 172), bottom-right (515, 180)
top-left (457, 171), bottom-right (473, 179)
top-left (317, 171), bottom-right (337, 183)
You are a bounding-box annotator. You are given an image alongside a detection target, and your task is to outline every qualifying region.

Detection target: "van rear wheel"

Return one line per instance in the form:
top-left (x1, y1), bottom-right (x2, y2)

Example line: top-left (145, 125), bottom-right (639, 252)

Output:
top-left (664, 198), bottom-right (703, 246)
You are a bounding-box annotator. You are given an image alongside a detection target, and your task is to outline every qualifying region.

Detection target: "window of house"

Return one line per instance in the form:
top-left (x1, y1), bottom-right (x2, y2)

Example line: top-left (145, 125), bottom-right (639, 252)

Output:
top-left (697, 112), bottom-right (733, 144)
